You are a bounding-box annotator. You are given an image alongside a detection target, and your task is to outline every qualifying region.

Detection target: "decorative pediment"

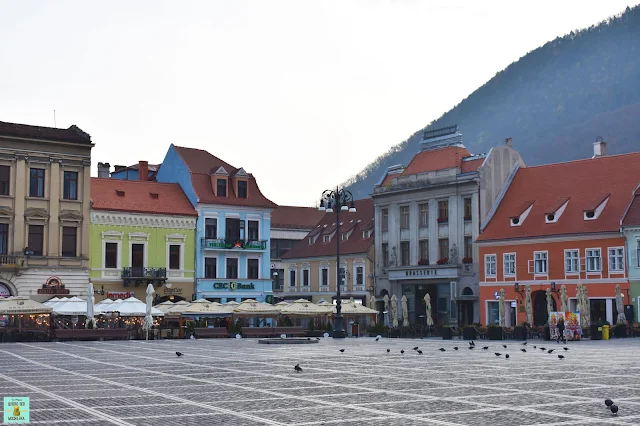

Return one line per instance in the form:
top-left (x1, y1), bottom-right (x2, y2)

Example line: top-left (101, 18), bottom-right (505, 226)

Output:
top-left (234, 167), bottom-right (248, 177)
top-left (101, 230), bottom-right (124, 240)
top-left (165, 233), bottom-right (187, 242)
top-left (0, 206), bottom-right (13, 217)
top-left (24, 208), bottom-right (49, 220)
top-left (59, 210), bottom-right (83, 222)
top-left (128, 231), bottom-right (150, 241)
top-left (211, 166), bottom-right (228, 176)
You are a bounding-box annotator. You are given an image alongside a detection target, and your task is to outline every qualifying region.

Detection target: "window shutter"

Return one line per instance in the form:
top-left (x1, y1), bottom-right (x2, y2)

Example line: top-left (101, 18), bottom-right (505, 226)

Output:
top-left (632, 249), bottom-right (638, 268)
top-left (528, 260), bottom-right (534, 274)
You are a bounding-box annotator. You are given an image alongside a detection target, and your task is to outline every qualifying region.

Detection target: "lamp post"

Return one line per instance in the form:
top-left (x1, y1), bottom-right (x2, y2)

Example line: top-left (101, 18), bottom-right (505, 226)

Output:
top-left (318, 187), bottom-right (356, 338)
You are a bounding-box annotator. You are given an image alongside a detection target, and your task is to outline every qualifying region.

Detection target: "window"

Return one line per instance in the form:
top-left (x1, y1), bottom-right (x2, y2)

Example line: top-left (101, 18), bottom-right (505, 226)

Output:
top-left (271, 239), bottom-right (293, 259)
top-left (321, 268), bottom-right (329, 286)
top-left (356, 266), bottom-right (364, 285)
top-left (503, 253), bottom-right (515, 276)
top-left (0, 165), bottom-right (9, 195)
top-left (438, 238), bottom-right (449, 260)
top-left (485, 254), bottom-right (497, 276)
top-left (565, 250), bottom-right (579, 273)
top-left (289, 269), bottom-right (296, 286)
top-left (28, 224), bottom-right (44, 256)
top-left (400, 241), bottom-right (410, 266)
top-left (438, 200), bottom-right (448, 222)
top-left (302, 269), bottom-right (309, 286)
top-left (217, 179), bottom-right (227, 197)
top-left (0, 223), bottom-right (8, 255)
top-left (29, 168), bottom-right (45, 197)
top-left (464, 236), bottom-right (473, 260)
top-left (226, 258), bottom-right (238, 279)
top-left (608, 247), bottom-right (624, 272)
top-left (169, 245), bottom-right (181, 270)
top-left (204, 257), bottom-right (217, 278)
top-left (225, 218), bottom-right (240, 239)
top-left (400, 206), bottom-right (409, 229)
top-left (105, 243), bottom-right (118, 268)
top-left (381, 208), bottom-right (388, 231)
top-left (237, 180), bottom-right (247, 198)
top-left (464, 198), bottom-right (472, 219)
top-left (248, 259), bottom-right (259, 279)
top-left (637, 240), bottom-right (640, 267)
top-left (419, 240), bottom-right (429, 262)
top-left (61, 227), bottom-right (77, 257)
top-left (131, 244), bottom-right (144, 268)
top-left (205, 218), bottom-right (217, 239)
top-left (323, 234), bottom-right (331, 243)
top-left (382, 243), bottom-right (389, 267)
top-left (247, 220), bottom-right (259, 241)
top-left (63, 171), bottom-right (78, 200)
top-left (534, 251), bottom-right (548, 274)
top-left (586, 249), bottom-right (601, 272)
top-left (419, 203), bottom-right (429, 226)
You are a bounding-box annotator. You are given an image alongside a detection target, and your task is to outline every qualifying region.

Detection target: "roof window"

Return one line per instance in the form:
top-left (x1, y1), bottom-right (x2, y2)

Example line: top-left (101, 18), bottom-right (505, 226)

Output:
top-left (545, 199), bottom-right (569, 224)
top-left (116, 190), bottom-right (125, 197)
top-left (510, 203), bottom-right (534, 227)
top-left (584, 195), bottom-right (609, 221)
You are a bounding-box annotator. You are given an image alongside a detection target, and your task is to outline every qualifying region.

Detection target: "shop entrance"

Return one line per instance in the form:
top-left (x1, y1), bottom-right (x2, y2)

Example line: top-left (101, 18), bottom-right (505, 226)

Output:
top-left (412, 284), bottom-right (438, 326)
top-left (533, 290), bottom-right (556, 326)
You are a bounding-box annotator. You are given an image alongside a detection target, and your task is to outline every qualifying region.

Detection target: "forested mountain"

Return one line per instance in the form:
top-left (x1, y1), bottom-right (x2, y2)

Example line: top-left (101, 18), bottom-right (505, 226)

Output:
top-left (345, 5), bottom-right (640, 200)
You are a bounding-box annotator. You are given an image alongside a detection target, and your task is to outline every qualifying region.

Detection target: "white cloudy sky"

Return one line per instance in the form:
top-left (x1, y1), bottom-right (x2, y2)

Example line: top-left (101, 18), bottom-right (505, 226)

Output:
top-left (0, 0), bottom-right (633, 206)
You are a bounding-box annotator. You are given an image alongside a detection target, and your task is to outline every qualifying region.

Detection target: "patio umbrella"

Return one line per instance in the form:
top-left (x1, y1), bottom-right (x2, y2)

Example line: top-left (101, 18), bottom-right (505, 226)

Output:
top-left (154, 300), bottom-right (176, 313)
top-left (53, 297), bottom-right (101, 316)
top-left (575, 283), bottom-right (583, 315)
top-left (401, 295), bottom-right (409, 327)
top-left (498, 289), bottom-right (505, 326)
top-left (368, 296), bottom-right (377, 326)
top-left (44, 297), bottom-right (61, 306)
top-left (424, 294), bottom-right (434, 326)
top-left (581, 285), bottom-right (591, 328)
top-left (0, 297), bottom-right (52, 315)
top-left (142, 284), bottom-right (155, 341)
top-left (545, 288), bottom-right (554, 316)
top-left (279, 299), bottom-right (332, 316)
top-left (560, 285), bottom-right (569, 312)
top-left (615, 284), bottom-right (626, 324)
top-left (86, 283), bottom-right (96, 329)
top-left (184, 299), bottom-right (233, 315)
top-left (383, 294), bottom-right (389, 314)
top-left (233, 299), bottom-right (281, 316)
top-left (524, 285), bottom-right (533, 326)
top-left (101, 297), bottom-right (164, 316)
top-left (390, 295), bottom-right (398, 327)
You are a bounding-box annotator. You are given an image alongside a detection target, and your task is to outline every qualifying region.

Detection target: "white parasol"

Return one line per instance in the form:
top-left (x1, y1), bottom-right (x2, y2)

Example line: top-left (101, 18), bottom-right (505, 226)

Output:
top-left (581, 285), bottom-right (591, 327)
top-left (615, 284), bottom-right (626, 324)
top-left (560, 285), bottom-right (569, 312)
top-left (498, 288), bottom-right (505, 326)
top-left (401, 295), bottom-right (409, 327)
top-left (424, 293), bottom-right (434, 326)
top-left (546, 288), bottom-right (554, 316)
top-left (524, 285), bottom-right (533, 326)
top-left (391, 294), bottom-right (398, 327)
top-left (142, 284), bottom-right (155, 340)
top-left (86, 282), bottom-right (96, 329)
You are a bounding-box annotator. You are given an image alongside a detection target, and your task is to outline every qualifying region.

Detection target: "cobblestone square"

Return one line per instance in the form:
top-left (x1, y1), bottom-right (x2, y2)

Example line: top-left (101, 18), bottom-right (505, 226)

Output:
top-left (1, 337), bottom-right (639, 425)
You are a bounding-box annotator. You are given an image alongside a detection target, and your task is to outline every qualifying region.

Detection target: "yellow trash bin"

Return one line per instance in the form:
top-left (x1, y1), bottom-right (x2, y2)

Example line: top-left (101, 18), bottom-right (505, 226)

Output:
top-left (602, 325), bottom-right (610, 340)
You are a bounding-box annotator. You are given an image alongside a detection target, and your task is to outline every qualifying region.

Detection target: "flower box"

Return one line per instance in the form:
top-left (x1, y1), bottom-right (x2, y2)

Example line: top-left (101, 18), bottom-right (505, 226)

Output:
top-left (441, 326), bottom-right (453, 340)
top-left (418, 259), bottom-right (429, 265)
top-left (487, 326), bottom-right (503, 340)
top-left (462, 326), bottom-right (477, 340)
top-left (437, 218), bottom-right (448, 224)
top-left (436, 258), bottom-right (448, 265)
top-left (462, 257), bottom-right (473, 264)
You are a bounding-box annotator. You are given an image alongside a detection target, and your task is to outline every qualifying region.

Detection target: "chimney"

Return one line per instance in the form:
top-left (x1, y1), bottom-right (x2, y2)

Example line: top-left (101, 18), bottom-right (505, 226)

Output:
top-left (97, 162), bottom-right (110, 178)
top-left (505, 137), bottom-right (513, 147)
top-left (138, 161), bottom-right (148, 181)
top-left (592, 137), bottom-right (607, 158)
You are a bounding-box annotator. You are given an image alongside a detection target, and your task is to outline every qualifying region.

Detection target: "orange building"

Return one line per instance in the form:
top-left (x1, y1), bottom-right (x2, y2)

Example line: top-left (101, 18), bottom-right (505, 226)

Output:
top-left (476, 141), bottom-right (640, 326)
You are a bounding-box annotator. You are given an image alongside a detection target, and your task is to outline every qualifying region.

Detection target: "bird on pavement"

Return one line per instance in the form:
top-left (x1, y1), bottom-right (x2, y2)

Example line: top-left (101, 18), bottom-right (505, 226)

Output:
top-left (401, 350), bottom-right (405, 354)
top-left (563, 347), bottom-right (569, 351)
top-left (417, 350), bottom-right (423, 354)
top-left (521, 349), bottom-right (527, 353)
top-left (505, 354), bottom-right (510, 359)
top-left (482, 346), bottom-right (489, 350)
top-left (387, 349), bottom-right (390, 353)
top-left (468, 346), bottom-right (475, 350)
top-left (495, 353), bottom-right (502, 357)
top-left (610, 405), bottom-right (619, 415)
top-left (522, 341), bottom-right (527, 345)
top-left (316, 337), bottom-right (321, 340)
top-left (339, 349), bottom-right (345, 353)
top-left (175, 352), bottom-right (183, 357)
top-left (470, 340), bottom-right (476, 346)
top-left (375, 336), bottom-right (380, 341)
top-left (413, 346), bottom-right (419, 351)
top-left (540, 347), bottom-right (546, 351)
top-left (454, 347), bottom-right (459, 350)
top-left (605, 399), bottom-right (614, 407)
top-left (439, 348), bottom-right (446, 352)
top-left (533, 345), bottom-right (537, 349)
top-left (558, 355), bottom-right (565, 360)
top-left (547, 349), bottom-right (555, 354)
top-left (294, 364), bottom-right (302, 372)
top-left (502, 344), bottom-right (507, 348)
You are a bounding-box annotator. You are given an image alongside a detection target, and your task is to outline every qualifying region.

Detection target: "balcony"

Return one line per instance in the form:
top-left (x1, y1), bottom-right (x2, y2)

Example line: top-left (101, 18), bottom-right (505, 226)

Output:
top-left (0, 255), bottom-right (24, 271)
top-left (201, 238), bottom-right (267, 251)
top-left (122, 267), bottom-right (167, 287)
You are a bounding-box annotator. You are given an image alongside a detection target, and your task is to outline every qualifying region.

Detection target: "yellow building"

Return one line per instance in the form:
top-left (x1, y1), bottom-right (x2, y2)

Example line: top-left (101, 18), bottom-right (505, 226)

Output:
top-left (281, 199), bottom-right (374, 306)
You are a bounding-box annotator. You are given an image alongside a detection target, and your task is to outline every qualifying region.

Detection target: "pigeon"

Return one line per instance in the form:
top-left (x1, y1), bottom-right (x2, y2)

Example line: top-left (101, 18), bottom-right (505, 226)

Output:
top-left (605, 399), bottom-right (614, 407)
top-left (294, 364), bottom-right (302, 372)
top-left (495, 353), bottom-right (502, 357)
top-left (558, 354), bottom-right (565, 359)
top-left (610, 404), bottom-right (619, 415)
top-left (521, 349), bottom-right (527, 353)
top-left (401, 350), bottom-right (405, 354)
top-left (454, 347), bottom-right (459, 350)
top-left (505, 354), bottom-right (510, 359)
top-left (470, 340), bottom-right (475, 346)
top-left (413, 346), bottom-right (419, 351)
top-left (439, 348), bottom-right (446, 352)
top-left (307, 337), bottom-right (311, 341)
top-left (482, 346), bottom-right (489, 350)
top-left (533, 345), bottom-right (537, 349)
top-left (176, 352), bottom-right (183, 357)
top-left (417, 350), bottom-right (423, 354)
top-left (540, 347), bottom-right (546, 351)
top-left (547, 349), bottom-right (555, 354)
top-left (521, 341), bottom-right (527, 345)
top-left (468, 346), bottom-right (475, 350)
top-left (563, 347), bottom-right (569, 351)
top-left (375, 336), bottom-right (380, 341)
top-left (387, 349), bottom-right (390, 353)
top-left (316, 337), bottom-right (321, 340)
top-left (339, 349), bottom-right (345, 353)
top-left (502, 344), bottom-right (507, 349)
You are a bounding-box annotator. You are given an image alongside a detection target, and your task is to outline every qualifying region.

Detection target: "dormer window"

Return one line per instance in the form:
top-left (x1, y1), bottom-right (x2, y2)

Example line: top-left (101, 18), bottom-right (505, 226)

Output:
top-left (323, 234), bottom-right (331, 243)
top-left (217, 179), bottom-right (227, 197)
top-left (237, 180), bottom-right (247, 198)
top-left (584, 194), bottom-right (609, 221)
top-left (363, 230), bottom-right (372, 239)
top-left (116, 190), bottom-right (125, 197)
top-left (510, 202), bottom-right (534, 227)
top-left (545, 198), bottom-right (569, 224)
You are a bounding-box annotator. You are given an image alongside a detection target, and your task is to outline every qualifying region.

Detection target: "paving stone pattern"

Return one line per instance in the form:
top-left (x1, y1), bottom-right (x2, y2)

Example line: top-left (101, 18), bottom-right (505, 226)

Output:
top-left (0, 338), bottom-right (639, 425)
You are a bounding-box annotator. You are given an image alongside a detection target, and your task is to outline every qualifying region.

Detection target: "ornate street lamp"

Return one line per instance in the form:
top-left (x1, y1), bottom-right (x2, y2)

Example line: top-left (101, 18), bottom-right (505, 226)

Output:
top-left (318, 187), bottom-right (356, 338)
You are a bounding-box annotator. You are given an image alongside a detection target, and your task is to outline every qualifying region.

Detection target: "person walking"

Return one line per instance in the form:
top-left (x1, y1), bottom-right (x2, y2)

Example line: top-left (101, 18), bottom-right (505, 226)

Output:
top-left (556, 316), bottom-right (566, 343)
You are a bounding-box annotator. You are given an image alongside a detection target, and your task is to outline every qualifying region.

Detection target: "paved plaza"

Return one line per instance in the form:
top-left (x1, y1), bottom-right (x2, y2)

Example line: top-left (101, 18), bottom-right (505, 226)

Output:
top-left (1, 337), bottom-right (640, 425)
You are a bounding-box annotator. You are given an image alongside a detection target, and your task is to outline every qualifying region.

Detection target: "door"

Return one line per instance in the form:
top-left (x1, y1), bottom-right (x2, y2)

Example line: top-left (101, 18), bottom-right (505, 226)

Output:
top-left (533, 291), bottom-right (555, 326)
top-left (131, 244), bottom-right (145, 277)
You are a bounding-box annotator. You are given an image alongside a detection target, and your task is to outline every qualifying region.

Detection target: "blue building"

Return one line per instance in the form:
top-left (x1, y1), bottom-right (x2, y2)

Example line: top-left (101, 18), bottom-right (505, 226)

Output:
top-left (155, 145), bottom-right (277, 303)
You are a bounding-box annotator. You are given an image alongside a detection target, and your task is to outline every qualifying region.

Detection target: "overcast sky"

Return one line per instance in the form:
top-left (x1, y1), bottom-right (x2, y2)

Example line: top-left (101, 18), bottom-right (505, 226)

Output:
top-left (0, 0), bottom-right (633, 206)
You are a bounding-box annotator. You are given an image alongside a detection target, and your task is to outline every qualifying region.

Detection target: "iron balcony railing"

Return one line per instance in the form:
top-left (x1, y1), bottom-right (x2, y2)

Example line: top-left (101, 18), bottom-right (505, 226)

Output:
top-left (121, 267), bottom-right (167, 279)
top-left (201, 238), bottom-right (267, 251)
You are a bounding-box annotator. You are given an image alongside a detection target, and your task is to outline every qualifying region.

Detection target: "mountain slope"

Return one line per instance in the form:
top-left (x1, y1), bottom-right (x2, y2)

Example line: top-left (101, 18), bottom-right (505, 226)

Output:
top-left (345, 5), bottom-right (640, 200)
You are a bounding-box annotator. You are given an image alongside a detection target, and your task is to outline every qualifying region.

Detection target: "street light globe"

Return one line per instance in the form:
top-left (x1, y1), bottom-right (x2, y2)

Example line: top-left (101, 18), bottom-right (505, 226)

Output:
top-left (341, 205), bottom-right (348, 211)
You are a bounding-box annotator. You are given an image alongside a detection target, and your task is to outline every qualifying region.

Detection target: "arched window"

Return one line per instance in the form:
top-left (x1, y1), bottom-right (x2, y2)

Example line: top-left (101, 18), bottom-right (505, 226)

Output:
top-left (462, 287), bottom-right (474, 296)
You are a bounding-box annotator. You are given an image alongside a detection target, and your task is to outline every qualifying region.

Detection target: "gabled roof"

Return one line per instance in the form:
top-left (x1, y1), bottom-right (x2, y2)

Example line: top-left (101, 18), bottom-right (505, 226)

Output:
top-left (282, 199), bottom-right (374, 259)
top-left (173, 146), bottom-right (277, 209)
top-left (401, 145), bottom-right (471, 176)
top-left (478, 152), bottom-right (640, 241)
top-left (461, 157), bottom-right (485, 174)
top-left (0, 121), bottom-right (92, 144)
top-left (91, 178), bottom-right (197, 216)
top-left (622, 185), bottom-right (640, 227)
top-left (271, 206), bottom-right (325, 230)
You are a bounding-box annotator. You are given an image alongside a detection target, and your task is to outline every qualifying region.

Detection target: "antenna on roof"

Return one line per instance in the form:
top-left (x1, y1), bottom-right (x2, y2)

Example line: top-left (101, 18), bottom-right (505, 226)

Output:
top-left (53, 110), bottom-right (57, 128)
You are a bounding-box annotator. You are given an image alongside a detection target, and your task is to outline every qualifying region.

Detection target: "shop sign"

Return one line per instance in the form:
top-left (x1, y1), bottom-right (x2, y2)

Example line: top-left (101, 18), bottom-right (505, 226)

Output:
top-left (37, 276), bottom-right (70, 295)
top-left (213, 282), bottom-right (255, 291)
top-left (106, 291), bottom-right (134, 300)
top-left (405, 269), bottom-right (438, 277)
top-left (3, 396), bottom-right (29, 423)
top-left (163, 287), bottom-right (183, 295)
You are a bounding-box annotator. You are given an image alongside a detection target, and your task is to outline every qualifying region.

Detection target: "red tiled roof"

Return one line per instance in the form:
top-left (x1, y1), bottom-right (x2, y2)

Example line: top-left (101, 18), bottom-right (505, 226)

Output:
top-left (271, 206), bottom-right (325, 230)
top-left (174, 146), bottom-right (277, 209)
top-left (478, 153), bottom-right (640, 241)
top-left (0, 121), bottom-right (91, 144)
top-left (622, 185), bottom-right (640, 226)
top-left (282, 199), bottom-right (374, 259)
top-left (91, 178), bottom-right (197, 216)
top-left (401, 146), bottom-right (471, 176)
top-left (461, 157), bottom-right (485, 174)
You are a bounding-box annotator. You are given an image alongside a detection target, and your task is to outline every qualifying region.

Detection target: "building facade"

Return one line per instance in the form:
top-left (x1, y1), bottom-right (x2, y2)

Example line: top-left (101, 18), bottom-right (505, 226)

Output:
top-left (270, 206), bottom-right (325, 295)
top-left (281, 198), bottom-right (374, 305)
top-left (477, 143), bottom-right (640, 326)
top-left (156, 145), bottom-right (277, 303)
top-left (89, 176), bottom-right (197, 303)
top-left (622, 184), bottom-right (640, 322)
top-left (0, 120), bottom-right (93, 300)
top-left (372, 127), bottom-right (524, 326)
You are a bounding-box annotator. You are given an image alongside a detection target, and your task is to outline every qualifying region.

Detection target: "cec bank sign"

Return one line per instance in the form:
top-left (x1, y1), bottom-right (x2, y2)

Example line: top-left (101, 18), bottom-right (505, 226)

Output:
top-left (213, 282), bottom-right (256, 291)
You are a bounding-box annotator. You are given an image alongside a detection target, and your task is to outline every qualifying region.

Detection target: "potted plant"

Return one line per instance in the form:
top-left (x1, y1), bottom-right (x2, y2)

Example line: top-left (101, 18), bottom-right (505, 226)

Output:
top-left (487, 324), bottom-right (503, 340)
top-left (514, 323), bottom-right (527, 340)
top-left (437, 217), bottom-right (448, 224)
top-left (440, 324), bottom-right (453, 340)
top-left (437, 258), bottom-right (449, 265)
top-left (462, 257), bottom-right (473, 264)
top-left (462, 325), bottom-right (477, 340)
top-left (613, 323), bottom-right (627, 338)
top-left (418, 259), bottom-right (429, 265)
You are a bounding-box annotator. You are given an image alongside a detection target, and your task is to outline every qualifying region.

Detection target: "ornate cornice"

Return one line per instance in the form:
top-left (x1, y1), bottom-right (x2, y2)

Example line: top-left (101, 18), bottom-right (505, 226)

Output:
top-left (91, 210), bottom-right (196, 230)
